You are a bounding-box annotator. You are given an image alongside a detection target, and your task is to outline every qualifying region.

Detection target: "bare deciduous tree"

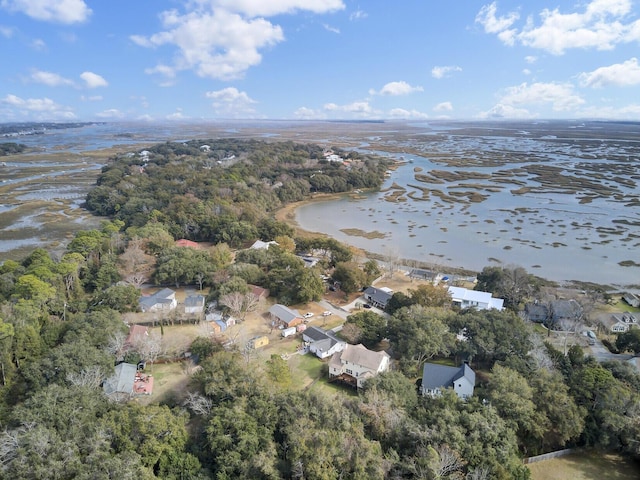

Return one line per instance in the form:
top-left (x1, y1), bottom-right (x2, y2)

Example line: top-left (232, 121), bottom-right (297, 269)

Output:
top-left (119, 238), bottom-right (155, 288)
top-left (220, 292), bottom-right (259, 322)
top-left (184, 392), bottom-right (213, 416)
top-left (134, 331), bottom-right (164, 369)
top-left (66, 365), bottom-right (106, 389)
top-left (434, 444), bottom-right (465, 479)
top-left (105, 330), bottom-right (128, 362)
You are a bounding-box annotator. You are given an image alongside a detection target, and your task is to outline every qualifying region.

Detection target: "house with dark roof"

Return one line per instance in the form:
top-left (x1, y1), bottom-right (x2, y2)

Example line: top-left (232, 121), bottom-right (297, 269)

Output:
top-left (328, 343), bottom-right (390, 388)
top-left (269, 304), bottom-right (303, 328)
top-left (549, 299), bottom-right (582, 325)
top-left (524, 303), bottom-right (549, 323)
top-left (420, 363), bottom-right (476, 399)
top-left (302, 326), bottom-right (345, 359)
top-left (139, 288), bottom-right (177, 312)
top-left (363, 286), bottom-right (393, 309)
top-left (623, 293), bottom-right (640, 308)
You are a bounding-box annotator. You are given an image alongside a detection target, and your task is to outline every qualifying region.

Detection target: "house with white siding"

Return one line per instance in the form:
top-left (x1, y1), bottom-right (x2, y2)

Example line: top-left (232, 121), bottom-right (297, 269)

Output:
top-left (328, 343), bottom-right (390, 388)
top-left (447, 286), bottom-right (504, 311)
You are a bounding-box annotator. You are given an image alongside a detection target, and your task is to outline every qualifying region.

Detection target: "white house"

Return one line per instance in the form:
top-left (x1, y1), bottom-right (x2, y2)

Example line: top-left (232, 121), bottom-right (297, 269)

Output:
top-left (139, 288), bottom-right (177, 312)
top-left (302, 326), bottom-right (345, 359)
top-left (447, 286), bottom-right (504, 311)
top-left (250, 239), bottom-right (278, 250)
top-left (606, 313), bottom-right (638, 333)
top-left (184, 294), bottom-right (205, 314)
top-left (420, 363), bottom-right (476, 399)
top-left (328, 343), bottom-right (390, 388)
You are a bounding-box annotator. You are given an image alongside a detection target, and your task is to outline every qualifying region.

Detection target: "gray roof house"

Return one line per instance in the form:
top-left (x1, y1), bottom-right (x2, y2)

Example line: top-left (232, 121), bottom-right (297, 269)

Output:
top-left (550, 299), bottom-right (582, 324)
top-left (605, 313), bottom-right (638, 333)
top-left (302, 326), bottom-right (345, 359)
top-left (328, 344), bottom-right (390, 388)
top-left (103, 362), bottom-right (137, 399)
top-left (420, 363), bottom-right (476, 399)
top-left (184, 294), bottom-right (205, 314)
top-left (623, 293), bottom-right (640, 308)
top-left (269, 304), bottom-right (303, 327)
top-left (363, 286), bottom-right (393, 309)
top-left (524, 303), bottom-right (549, 323)
top-left (139, 288), bottom-right (177, 312)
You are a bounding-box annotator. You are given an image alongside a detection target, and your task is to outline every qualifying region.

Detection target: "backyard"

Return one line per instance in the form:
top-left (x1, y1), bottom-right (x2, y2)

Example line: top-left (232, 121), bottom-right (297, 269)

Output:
top-left (528, 451), bottom-right (640, 480)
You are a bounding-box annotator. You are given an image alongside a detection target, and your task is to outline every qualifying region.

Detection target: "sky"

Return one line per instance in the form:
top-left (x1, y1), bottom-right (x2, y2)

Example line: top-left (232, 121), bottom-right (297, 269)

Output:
top-left (1, 0), bottom-right (640, 122)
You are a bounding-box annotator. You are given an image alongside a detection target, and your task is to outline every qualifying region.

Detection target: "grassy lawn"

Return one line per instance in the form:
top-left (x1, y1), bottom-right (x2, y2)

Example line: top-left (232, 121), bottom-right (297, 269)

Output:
top-left (287, 353), bottom-right (358, 397)
top-left (138, 361), bottom-right (190, 406)
top-left (528, 451), bottom-right (640, 480)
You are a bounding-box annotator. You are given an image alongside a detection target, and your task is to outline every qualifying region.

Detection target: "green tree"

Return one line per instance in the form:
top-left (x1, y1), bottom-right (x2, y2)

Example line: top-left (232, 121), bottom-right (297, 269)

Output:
top-left (616, 328), bottom-right (640, 354)
top-left (387, 305), bottom-right (455, 373)
top-left (344, 310), bottom-right (387, 349)
top-left (332, 261), bottom-right (367, 294)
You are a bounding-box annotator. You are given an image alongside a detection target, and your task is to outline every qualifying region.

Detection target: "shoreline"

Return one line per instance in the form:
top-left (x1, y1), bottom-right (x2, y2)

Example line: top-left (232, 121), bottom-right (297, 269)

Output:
top-left (276, 192), bottom-right (635, 292)
top-left (275, 191), bottom-right (484, 280)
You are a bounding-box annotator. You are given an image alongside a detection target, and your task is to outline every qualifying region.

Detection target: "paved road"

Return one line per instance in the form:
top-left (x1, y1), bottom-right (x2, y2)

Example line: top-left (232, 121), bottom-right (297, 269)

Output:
top-left (589, 338), bottom-right (634, 363)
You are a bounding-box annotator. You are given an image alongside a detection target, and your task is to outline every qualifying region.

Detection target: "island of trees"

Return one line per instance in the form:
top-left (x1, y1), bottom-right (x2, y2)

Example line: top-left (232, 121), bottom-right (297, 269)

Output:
top-left (0, 139), bottom-right (639, 479)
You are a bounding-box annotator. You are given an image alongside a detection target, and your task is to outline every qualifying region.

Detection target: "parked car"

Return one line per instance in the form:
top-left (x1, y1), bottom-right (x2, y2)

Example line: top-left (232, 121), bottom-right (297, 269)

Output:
top-left (303, 312), bottom-right (314, 319)
top-left (363, 304), bottom-right (372, 309)
top-left (322, 311), bottom-right (332, 316)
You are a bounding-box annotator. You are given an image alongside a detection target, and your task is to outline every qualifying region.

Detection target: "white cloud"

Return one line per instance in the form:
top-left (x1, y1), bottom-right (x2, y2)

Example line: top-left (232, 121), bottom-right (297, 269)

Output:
top-left (1, 0), bottom-right (91, 24)
top-left (30, 38), bottom-right (46, 50)
top-left (434, 102), bottom-right (453, 112)
top-left (324, 101), bottom-right (373, 114)
top-left (579, 57), bottom-right (640, 87)
top-left (133, 8), bottom-right (284, 81)
top-left (431, 65), bottom-right (462, 79)
top-left (388, 108), bottom-right (428, 119)
top-left (30, 70), bottom-right (74, 87)
top-left (499, 82), bottom-right (585, 111)
top-left (475, 2), bottom-right (519, 34)
top-left (294, 106), bottom-right (323, 119)
top-left (166, 110), bottom-right (189, 121)
top-left (1, 93), bottom-right (75, 120)
top-left (478, 103), bottom-right (532, 119)
top-left (0, 25), bottom-right (14, 38)
top-left (80, 71), bottom-right (108, 88)
top-left (578, 103), bottom-right (640, 118)
top-left (478, 0), bottom-right (640, 55)
top-left (95, 109), bottom-right (124, 119)
top-left (350, 9), bottom-right (367, 21)
top-left (323, 23), bottom-right (340, 34)
top-left (205, 87), bottom-right (258, 117)
top-left (522, 68), bottom-right (532, 75)
top-left (370, 81), bottom-right (423, 96)
top-left (525, 55), bottom-right (537, 64)
top-left (80, 95), bottom-right (103, 101)
top-left (133, 1), bottom-right (344, 81)
top-left (207, 0), bottom-right (344, 17)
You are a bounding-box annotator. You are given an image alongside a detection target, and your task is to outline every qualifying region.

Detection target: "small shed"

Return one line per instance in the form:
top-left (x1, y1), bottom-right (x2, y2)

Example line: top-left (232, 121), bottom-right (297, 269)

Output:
top-left (247, 335), bottom-right (269, 349)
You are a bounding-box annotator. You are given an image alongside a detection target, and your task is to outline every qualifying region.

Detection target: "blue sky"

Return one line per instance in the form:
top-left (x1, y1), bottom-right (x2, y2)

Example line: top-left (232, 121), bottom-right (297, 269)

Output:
top-left (1, 0), bottom-right (640, 122)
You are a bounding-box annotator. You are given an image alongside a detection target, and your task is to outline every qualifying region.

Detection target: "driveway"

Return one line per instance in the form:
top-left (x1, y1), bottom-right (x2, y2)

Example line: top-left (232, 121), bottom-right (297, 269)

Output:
top-left (589, 338), bottom-right (634, 363)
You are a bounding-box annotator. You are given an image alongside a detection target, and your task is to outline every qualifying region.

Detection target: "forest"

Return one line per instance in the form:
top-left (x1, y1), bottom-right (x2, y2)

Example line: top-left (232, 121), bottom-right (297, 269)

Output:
top-left (0, 139), bottom-right (639, 479)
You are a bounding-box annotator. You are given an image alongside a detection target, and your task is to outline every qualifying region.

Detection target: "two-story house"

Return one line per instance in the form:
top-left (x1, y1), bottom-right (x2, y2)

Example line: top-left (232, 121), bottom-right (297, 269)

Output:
top-left (420, 362), bottom-right (476, 399)
top-left (328, 343), bottom-right (390, 388)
